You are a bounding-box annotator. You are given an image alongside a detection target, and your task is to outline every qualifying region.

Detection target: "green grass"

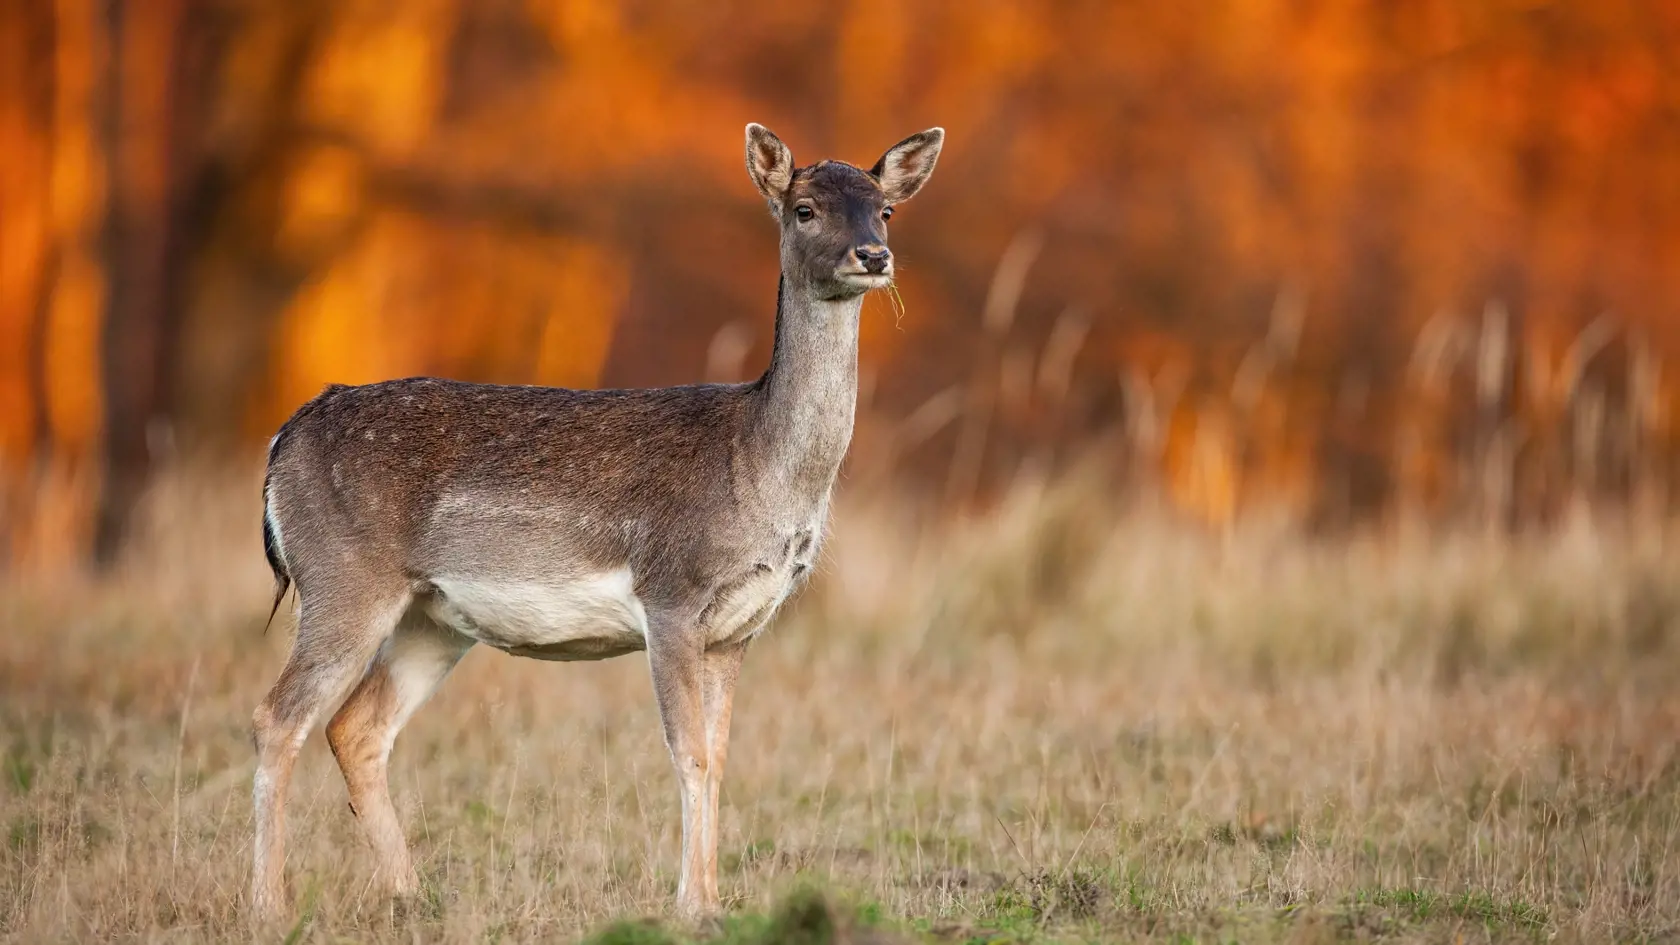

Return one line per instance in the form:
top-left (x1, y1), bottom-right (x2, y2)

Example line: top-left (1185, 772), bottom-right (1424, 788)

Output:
top-left (1341, 888), bottom-right (1549, 939)
top-left (562, 876), bottom-right (1552, 944)
top-left (583, 889), bottom-right (855, 945)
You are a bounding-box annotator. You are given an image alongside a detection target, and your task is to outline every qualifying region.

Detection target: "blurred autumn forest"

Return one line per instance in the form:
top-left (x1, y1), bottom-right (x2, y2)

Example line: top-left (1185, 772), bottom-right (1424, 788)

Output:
top-left (2, 0), bottom-right (1679, 569)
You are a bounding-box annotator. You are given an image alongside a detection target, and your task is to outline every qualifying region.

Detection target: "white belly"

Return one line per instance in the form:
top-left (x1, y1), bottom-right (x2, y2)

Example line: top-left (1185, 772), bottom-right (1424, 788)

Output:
top-left (426, 568), bottom-right (649, 661)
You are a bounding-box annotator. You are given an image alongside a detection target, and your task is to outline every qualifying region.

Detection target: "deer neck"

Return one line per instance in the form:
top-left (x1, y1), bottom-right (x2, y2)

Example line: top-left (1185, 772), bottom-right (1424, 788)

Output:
top-left (750, 275), bottom-right (863, 494)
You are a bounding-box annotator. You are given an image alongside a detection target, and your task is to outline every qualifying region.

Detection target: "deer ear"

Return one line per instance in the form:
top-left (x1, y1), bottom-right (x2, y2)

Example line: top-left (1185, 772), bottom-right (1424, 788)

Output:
top-left (870, 127), bottom-right (944, 204)
top-left (745, 123), bottom-right (795, 211)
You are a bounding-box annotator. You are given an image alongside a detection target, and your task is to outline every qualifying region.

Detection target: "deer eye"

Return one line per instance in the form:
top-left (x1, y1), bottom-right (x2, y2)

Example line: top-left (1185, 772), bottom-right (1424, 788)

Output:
top-left (881, 206), bottom-right (894, 221)
top-left (795, 205), bottom-right (815, 222)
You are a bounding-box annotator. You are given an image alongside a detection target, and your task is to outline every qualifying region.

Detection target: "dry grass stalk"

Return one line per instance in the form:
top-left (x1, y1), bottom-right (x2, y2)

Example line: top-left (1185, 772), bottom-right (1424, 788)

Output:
top-left (947, 230), bottom-right (1046, 508)
top-left (1119, 360), bottom-right (1188, 498)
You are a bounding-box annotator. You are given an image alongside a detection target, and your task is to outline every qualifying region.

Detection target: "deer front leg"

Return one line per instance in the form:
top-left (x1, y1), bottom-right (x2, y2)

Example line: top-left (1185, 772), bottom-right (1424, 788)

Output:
top-left (646, 626), bottom-right (711, 919)
top-left (698, 638), bottom-right (749, 906)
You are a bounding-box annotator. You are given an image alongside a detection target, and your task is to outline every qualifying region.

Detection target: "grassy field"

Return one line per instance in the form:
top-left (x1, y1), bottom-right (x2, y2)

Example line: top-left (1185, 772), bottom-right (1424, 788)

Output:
top-left (2, 469), bottom-right (1678, 943)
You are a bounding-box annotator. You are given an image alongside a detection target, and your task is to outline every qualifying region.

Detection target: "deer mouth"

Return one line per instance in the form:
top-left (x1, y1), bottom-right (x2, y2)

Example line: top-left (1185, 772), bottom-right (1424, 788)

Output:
top-left (834, 269), bottom-right (894, 290)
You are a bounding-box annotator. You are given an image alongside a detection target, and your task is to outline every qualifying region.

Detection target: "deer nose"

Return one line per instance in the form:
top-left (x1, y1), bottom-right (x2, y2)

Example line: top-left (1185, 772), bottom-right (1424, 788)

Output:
top-left (855, 245), bottom-right (891, 274)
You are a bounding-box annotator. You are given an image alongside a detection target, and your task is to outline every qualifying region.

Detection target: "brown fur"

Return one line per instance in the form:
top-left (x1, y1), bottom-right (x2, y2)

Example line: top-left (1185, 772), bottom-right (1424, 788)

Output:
top-left (249, 123), bottom-right (943, 921)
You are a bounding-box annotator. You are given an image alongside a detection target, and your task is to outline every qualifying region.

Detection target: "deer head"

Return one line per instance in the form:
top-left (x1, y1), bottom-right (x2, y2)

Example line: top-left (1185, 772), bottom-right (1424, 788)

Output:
top-left (745, 123), bottom-right (944, 300)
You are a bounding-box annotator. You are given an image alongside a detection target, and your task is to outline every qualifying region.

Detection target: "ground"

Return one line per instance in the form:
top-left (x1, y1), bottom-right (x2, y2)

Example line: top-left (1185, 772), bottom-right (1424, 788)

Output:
top-left (2, 470), bottom-right (1676, 943)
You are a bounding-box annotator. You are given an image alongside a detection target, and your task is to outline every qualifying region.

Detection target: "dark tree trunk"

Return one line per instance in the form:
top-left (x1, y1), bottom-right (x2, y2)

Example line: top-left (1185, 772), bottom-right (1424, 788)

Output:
top-left (93, 0), bottom-right (212, 567)
top-left (23, 0), bottom-right (58, 467)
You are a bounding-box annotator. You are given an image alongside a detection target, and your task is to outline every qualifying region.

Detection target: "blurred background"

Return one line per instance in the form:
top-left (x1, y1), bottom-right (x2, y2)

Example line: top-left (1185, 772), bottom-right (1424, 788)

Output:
top-left (5, 8), bottom-right (1680, 937)
top-left (3, 0), bottom-right (1679, 569)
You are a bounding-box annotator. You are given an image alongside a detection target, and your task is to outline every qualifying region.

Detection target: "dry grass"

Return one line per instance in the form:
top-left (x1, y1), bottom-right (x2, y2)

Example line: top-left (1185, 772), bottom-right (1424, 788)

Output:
top-left (2, 467), bottom-right (1678, 943)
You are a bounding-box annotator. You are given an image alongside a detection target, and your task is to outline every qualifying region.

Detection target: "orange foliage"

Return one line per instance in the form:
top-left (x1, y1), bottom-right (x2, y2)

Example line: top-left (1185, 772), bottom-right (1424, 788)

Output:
top-left (2, 0), bottom-right (1679, 554)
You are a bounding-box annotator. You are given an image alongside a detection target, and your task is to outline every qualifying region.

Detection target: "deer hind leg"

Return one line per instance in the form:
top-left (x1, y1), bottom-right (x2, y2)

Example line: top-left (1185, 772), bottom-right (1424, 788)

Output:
top-left (251, 583), bottom-right (408, 920)
top-left (326, 611), bottom-right (473, 897)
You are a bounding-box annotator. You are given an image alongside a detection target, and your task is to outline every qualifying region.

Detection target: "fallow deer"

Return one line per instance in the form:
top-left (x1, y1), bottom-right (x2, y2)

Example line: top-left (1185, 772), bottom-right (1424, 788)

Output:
top-left (251, 123), bottom-right (943, 919)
